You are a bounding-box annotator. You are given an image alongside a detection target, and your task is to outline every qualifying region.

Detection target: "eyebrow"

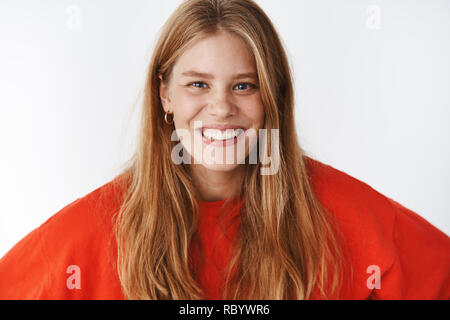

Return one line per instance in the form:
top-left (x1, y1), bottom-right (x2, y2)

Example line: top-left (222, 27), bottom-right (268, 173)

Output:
top-left (181, 70), bottom-right (258, 80)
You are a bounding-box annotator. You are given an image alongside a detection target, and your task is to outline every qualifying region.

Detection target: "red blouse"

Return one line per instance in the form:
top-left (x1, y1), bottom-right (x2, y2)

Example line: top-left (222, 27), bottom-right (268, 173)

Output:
top-left (0, 157), bottom-right (449, 299)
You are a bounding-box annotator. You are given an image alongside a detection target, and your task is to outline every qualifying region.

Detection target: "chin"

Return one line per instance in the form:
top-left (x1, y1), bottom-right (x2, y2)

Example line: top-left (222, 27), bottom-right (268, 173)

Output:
top-left (200, 162), bottom-right (243, 173)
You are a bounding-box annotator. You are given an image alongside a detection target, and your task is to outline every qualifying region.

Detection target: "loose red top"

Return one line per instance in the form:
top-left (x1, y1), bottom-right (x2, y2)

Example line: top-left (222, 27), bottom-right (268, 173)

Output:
top-left (0, 157), bottom-right (449, 299)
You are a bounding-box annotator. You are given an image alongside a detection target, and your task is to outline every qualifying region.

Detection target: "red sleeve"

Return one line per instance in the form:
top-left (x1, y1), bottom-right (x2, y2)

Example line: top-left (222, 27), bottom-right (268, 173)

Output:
top-left (0, 225), bottom-right (50, 299)
top-left (0, 178), bottom-right (127, 300)
top-left (371, 198), bottom-right (450, 299)
top-left (0, 197), bottom-right (86, 300)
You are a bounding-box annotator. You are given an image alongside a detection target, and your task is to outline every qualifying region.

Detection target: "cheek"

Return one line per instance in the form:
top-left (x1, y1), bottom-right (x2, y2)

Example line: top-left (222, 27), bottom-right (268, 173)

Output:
top-left (172, 92), bottom-right (204, 126)
top-left (241, 97), bottom-right (265, 127)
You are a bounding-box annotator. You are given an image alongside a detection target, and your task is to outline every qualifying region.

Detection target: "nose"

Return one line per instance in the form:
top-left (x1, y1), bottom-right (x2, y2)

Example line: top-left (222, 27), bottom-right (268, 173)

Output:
top-left (206, 88), bottom-right (237, 118)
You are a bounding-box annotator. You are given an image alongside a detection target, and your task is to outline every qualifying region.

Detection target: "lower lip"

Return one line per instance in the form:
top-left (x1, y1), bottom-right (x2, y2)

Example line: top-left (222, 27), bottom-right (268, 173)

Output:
top-left (199, 129), bottom-right (246, 147)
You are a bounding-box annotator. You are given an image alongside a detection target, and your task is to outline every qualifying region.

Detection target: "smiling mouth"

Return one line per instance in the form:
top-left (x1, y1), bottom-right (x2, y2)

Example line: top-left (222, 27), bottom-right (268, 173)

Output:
top-left (198, 128), bottom-right (245, 141)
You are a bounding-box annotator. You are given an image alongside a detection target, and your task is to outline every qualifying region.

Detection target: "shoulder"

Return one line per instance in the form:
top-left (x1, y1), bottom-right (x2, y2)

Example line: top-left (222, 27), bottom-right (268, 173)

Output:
top-left (304, 155), bottom-right (398, 270)
top-left (304, 155), bottom-right (449, 242)
top-left (304, 155), bottom-right (397, 235)
top-left (39, 173), bottom-right (127, 241)
top-left (36, 172), bottom-right (129, 273)
top-left (305, 155), bottom-right (386, 201)
top-left (304, 155), bottom-right (450, 299)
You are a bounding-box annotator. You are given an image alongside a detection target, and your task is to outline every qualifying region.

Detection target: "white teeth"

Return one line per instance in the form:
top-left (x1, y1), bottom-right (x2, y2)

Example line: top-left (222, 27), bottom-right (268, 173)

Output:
top-left (202, 128), bottom-right (244, 141)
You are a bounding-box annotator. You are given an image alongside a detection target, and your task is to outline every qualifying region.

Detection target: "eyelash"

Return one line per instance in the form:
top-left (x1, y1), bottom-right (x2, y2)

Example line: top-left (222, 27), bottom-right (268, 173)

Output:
top-left (187, 82), bottom-right (257, 91)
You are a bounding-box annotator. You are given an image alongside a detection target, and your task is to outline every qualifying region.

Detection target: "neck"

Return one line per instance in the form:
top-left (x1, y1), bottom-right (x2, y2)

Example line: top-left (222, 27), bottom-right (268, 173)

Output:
top-left (188, 165), bottom-right (245, 202)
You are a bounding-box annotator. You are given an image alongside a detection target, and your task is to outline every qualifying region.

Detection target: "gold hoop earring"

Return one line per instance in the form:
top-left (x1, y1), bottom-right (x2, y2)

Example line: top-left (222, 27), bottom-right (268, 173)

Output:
top-left (164, 112), bottom-right (174, 125)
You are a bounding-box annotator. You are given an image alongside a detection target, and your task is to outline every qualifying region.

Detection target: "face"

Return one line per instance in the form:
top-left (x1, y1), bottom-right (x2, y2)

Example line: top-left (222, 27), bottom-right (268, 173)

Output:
top-left (159, 30), bottom-right (265, 172)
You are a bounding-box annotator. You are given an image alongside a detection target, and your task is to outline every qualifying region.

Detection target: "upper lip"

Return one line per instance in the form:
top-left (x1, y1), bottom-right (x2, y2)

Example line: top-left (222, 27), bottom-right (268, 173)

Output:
top-left (199, 124), bottom-right (247, 132)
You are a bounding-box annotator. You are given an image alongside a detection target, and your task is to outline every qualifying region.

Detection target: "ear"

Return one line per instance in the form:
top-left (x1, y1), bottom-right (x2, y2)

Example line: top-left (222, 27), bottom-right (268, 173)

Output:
top-left (158, 74), bottom-right (171, 112)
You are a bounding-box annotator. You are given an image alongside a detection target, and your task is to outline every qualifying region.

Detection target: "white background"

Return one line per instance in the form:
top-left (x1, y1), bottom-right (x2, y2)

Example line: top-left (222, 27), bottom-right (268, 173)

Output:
top-left (1, 0), bottom-right (449, 257)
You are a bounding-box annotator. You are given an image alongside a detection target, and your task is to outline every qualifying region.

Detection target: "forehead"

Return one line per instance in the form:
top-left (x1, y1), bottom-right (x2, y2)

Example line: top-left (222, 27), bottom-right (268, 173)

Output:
top-left (172, 31), bottom-right (257, 78)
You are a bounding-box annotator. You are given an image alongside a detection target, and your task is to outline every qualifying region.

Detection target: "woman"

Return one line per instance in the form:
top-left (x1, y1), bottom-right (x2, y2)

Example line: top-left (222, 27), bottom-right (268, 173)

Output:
top-left (0, 0), bottom-right (449, 300)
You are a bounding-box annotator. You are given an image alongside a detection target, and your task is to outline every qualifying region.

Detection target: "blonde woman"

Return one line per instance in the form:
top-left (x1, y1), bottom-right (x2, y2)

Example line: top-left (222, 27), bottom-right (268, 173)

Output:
top-left (0, 0), bottom-right (449, 300)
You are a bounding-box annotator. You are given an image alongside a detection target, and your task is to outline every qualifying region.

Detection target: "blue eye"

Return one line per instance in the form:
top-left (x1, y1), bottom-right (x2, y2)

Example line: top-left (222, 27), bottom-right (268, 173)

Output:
top-left (234, 83), bottom-right (255, 90)
top-left (190, 82), bottom-right (208, 89)
top-left (187, 82), bottom-right (257, 91)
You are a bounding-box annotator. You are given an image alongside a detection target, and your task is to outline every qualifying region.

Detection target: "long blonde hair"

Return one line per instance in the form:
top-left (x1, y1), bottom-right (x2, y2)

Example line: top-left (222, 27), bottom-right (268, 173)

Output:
top-left (113, 0), bottom-right (346, 299)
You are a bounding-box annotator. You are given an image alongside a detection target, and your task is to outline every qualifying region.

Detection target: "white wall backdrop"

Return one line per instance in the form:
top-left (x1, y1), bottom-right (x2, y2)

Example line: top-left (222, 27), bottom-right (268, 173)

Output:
top-left (1, 0), bottom-right (449, 257)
